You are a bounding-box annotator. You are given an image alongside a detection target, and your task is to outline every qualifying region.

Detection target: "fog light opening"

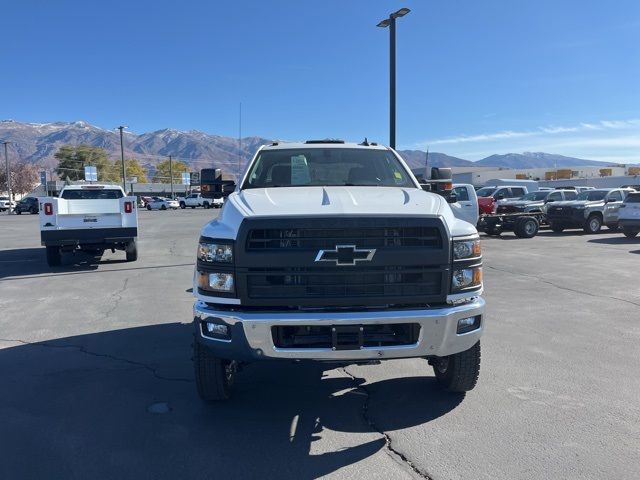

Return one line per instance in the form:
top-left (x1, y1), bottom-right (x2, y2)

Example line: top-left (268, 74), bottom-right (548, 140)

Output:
top-left (457, 316), bottom-right (481, 334)
top-left (202, 320), bottom-right (231, 340)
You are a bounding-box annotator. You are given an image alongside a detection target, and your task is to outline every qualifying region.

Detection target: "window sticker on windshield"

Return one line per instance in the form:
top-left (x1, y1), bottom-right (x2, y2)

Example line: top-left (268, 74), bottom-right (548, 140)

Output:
top-left (291, 155), bottom-right (311, 185)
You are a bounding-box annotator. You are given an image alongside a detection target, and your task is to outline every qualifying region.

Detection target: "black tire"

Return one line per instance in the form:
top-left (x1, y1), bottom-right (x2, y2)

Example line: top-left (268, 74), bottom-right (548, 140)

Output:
top-left (433, 341), bottom-right (481, 392)
top-left (514, 216), bottom-right (539, 238)
top-left (623, 227), bottom-right (639, 238)
top-left (30, 207), bottom-right (38, 214)
top-left (46, 246), bottom-right (61, 267)
top-left (607, 223), bottom-right (619, 232)
top-left (485, 225), bottom-right (503, 236)
top-left (15, 210), bottom-right (22, 215)
top-left (550, 221), bottom-right (564, 233)
top-left (203, 202), bottom-right (210, 209)
top-left (146, 204), bottom-right (152, 211)
top-left (584, 214), bottom-right (602, 234)
top-left (161, 205), bottom-right (167, 210)
top-left (194, 341), bottom-right (235, 401)
top-left (125, 239), bottom-right (138, 262)
top-left (191, 206), bottom-right (196, 209)
top-left (180, 202), bottom-right (186, 209)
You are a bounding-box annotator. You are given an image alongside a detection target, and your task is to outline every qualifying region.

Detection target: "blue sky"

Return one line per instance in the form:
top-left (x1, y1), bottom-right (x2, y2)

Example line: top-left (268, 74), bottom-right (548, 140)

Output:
top-left (2, 0), bottom-right (639, 162)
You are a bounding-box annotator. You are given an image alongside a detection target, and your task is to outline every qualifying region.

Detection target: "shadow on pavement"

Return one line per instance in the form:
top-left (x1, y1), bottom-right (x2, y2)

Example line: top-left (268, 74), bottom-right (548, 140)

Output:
top-left (587, 237), bottom-right (639, 245)
top-left (0, 323), bottom-right (463, 479)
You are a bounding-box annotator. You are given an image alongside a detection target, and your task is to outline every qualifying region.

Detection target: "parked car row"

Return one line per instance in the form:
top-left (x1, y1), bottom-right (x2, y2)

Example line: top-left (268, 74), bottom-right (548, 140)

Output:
top-left (137, 194), bottom-right (224, 210)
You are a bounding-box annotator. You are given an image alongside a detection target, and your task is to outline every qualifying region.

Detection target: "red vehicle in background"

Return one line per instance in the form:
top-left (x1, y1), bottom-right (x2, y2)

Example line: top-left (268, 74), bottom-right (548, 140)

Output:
top-left (476, 185), bottom-right (529, 214)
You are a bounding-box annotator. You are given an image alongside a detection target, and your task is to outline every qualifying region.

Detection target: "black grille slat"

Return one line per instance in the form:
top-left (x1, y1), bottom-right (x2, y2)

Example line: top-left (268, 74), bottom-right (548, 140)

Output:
top-left (247, 266), bottom-right (441, 299)
top-left (247, 226), bottom-right (441, 250)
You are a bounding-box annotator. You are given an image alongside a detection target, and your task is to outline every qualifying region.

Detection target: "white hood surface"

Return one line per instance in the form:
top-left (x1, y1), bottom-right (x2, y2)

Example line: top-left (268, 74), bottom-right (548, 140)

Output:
top-left (233, 186), bottom-right (445, 217)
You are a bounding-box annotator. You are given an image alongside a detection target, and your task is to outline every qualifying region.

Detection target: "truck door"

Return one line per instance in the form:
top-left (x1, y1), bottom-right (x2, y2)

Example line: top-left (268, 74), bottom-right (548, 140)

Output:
top-left (604, 190), bottom-right (624, 224)
top-left (450, 185), bottom-right (479, 226)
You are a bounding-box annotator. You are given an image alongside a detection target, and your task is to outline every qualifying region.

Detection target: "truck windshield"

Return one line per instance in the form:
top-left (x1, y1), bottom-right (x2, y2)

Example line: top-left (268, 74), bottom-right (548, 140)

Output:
top-left (242, 148), bottom-right (414, 189)
top-left (520, 192), bottom-right (548, 201)
top-left (575, 191), bottom-right (607, 201)
top-left (61, 189), bottom-right (123, 200)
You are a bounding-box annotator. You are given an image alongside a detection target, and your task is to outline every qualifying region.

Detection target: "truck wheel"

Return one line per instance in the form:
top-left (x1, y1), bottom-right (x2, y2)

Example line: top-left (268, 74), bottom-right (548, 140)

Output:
top-left (514, 216), bottom-right (539, 238)
top-left (485, 225), bottom-right (502, 236)
top-left (203, 202), bottom-right (210, 209)
top-left (30, 207), bottom-right (38, 214)
top-left (15, 210), bottom-right (22, 215)
top-left (623, 228), bottom-right (639, 238)
top-left (550, 221), bottom-right (564, 233)
top-left (180, 202), bottom-right (186, 209)
top-left (191, 206), bottom-right (196, 209)
top-left (584, 214), bottom-right (602, 234)
top-left (46, 246), bottom-right (62, 267)
top-left (194, 341), bottom-right (235, 401)
top-left (161, 205), bottom-right (167, 210)
top-left (146, 204), bottom-right (152, 211)
top-left (433, 341), bottom-right (481, 393)
top-left (125, 240), bottom-right (138, 262)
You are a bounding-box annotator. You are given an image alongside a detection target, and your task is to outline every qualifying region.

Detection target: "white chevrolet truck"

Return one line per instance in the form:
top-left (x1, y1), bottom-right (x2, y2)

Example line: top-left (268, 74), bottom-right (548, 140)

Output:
top-left (40, 184), bottom-right (139, 266)
top-left (192, 141), bottom-right (484, 401)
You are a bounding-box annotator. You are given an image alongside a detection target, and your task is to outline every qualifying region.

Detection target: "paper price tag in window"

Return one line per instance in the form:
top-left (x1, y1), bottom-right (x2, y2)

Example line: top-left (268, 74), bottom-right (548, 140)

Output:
top-left (291, 155), bottom-right (311, 185)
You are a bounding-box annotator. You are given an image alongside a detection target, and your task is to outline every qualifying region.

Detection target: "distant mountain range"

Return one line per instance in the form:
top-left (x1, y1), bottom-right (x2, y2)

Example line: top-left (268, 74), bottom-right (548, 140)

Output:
top-left (0, 120), bottom-right (620, 176)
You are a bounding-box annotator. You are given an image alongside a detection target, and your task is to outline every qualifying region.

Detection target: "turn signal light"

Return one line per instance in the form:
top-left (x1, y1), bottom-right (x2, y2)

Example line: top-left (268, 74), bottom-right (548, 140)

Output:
top-left (44, 203), bottom-right (53, 215)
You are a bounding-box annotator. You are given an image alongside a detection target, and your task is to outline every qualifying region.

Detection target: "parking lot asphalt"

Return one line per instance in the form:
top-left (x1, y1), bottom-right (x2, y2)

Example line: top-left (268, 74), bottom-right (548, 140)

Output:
top-left (1, 209), bottom-right (638, 480)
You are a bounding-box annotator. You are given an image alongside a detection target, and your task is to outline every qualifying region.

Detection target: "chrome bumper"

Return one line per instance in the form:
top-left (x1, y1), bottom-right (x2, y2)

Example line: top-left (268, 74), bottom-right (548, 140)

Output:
top-left (193, 297), bottom-right (485, 361)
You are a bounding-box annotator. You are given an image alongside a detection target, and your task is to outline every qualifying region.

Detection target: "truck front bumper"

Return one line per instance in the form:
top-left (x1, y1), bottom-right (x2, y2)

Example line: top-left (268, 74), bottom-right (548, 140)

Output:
top-left (193, 297), bottom-right (485, 362)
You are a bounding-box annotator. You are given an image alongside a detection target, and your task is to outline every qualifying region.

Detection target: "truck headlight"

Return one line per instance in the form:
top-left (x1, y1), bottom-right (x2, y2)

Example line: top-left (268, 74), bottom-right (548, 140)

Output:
top-left (453, 238), bottom-right (481, 261)
top-left (451, 267), bottom-right (482, 292)
top-left (198, 271), bottom-right (235, 293)
top-left (198, 242), bottom-right (233, 263)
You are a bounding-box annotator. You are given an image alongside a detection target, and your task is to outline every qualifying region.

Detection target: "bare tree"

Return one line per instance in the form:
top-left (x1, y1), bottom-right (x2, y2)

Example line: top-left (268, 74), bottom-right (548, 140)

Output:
top-left (0, 162), bottom-right (40, 198)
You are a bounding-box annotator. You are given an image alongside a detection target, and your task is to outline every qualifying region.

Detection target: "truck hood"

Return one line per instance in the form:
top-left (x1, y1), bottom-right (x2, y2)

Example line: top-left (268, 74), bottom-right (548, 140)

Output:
top-left (549, 200), bottom-right (601, 208)
top-left (232, 186), bottom-right (445, 217)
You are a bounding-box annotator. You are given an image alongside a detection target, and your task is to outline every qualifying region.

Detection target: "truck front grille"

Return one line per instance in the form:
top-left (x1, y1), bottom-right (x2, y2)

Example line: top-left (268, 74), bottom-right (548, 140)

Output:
top-left (246, 266), bottom-right (442, 299)
top-left (247, 226), bottom-right (442, 250)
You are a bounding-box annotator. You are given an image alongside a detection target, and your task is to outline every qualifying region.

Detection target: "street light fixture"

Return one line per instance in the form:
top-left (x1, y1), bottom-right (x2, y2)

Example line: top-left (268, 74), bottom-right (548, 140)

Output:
top-left (116, 126), bottom-right (128, 191)
top-left (377, 7), bottom-right (411, 150)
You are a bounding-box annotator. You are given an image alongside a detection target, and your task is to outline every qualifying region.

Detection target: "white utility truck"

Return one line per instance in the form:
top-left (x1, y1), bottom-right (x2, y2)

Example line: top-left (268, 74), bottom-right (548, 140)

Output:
top-left (177, 193), bottom-right (224, 209)
top-left (40, 184), bottom-right (139, 266)
top-left (192, 140), bottom-right (485, 401)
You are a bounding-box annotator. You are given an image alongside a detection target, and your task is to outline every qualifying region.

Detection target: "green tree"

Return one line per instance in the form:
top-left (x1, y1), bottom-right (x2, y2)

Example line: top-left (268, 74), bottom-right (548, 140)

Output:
top-left (121, 158), bottom-right (148, 184)
top-left (153, 159), bottom-right (189, 183)
top-left (54, 145), bottom-right (113, 181)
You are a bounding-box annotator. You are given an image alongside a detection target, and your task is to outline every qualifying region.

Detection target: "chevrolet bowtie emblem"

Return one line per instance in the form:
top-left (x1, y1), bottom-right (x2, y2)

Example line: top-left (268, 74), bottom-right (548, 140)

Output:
top-left (315, 245), bottom-right (376, 266)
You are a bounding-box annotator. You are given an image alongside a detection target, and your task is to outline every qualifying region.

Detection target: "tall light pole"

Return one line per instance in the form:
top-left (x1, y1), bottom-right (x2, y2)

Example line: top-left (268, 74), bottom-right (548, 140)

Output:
top-left (377, 7), bottom-right (410, 150)
top-left (117, 126), bottom-right (127, 191)
top-left (168, 154), bottom-right (174, 199)
top-left (3, 142), bottom-right (11, 214)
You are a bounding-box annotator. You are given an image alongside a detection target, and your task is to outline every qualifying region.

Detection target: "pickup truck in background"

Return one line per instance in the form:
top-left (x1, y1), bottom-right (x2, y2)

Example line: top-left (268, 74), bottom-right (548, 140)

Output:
top-left (617, 191), bottom-right (640, 238)
top-left (476, 185), bottom-right (529, 215)
top-left (40, 184), bottom-right (138, 266)
top-left (192, 141), bottom-right (484, 401)
top-left (451, 184), bottom-right (479, 226)
top-left (177, 193), bottom-right (224, 209)
top-left (497, 189), bottom-right (577, 214)
top-left (546, 188), bottom-right (634, 233)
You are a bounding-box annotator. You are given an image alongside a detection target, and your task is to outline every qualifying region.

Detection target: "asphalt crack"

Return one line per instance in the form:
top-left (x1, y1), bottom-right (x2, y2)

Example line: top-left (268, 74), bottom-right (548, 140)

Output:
top-left (0, 337), bottom-right (193, 383)
top-left (341, 367), bottom-right (433, 480)
top-left (104, 277), bottom-right (129, 319)
top-left (487, 265), bottom-right (640, 308)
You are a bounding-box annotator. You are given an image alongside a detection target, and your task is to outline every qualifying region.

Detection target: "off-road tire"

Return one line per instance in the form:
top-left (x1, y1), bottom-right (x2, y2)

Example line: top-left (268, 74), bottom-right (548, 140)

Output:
top-left (46, 246), bottom-right (61, 267)
top-left (623, 228), bottom-right (639, 238)
top-left (194, 341), bottom-right (235, 401)
top-left (584, 214), bottom-right (602, 234)
top-left (433, 341), bottom-right (481, 392)
top-left (180, 202), bottom-right (186, 209)
top-left (514, 216), bottom-right (539, 238)
top-left (550, 221), bottom-right (564, 233)
top-left (125, 239), bottom-right (138, 262)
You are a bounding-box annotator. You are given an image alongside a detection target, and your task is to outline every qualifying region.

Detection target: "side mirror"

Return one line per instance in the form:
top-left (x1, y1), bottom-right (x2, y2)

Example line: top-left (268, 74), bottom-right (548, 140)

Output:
top-left (447, 193), bottom-right (458, 204)
top-left (495, 194), bottom-right (505, 200)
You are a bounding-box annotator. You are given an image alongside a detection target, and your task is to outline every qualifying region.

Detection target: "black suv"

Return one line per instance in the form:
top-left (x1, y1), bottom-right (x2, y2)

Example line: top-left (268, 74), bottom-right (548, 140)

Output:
top-left (15, 197), bottom-right (39, 214)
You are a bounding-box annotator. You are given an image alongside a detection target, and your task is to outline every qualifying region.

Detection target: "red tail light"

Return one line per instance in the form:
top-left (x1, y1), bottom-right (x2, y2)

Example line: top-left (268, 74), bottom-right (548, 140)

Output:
top-left (44, 203), bottom-right (53, 215)
top-left (124, 201), bottom-right (133, 213)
